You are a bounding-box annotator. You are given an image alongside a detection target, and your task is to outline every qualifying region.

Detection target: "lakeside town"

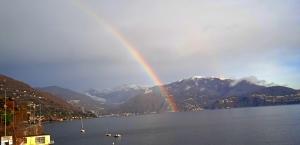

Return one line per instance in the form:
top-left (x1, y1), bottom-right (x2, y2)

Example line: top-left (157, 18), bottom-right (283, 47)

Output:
top-left (0, 75), bottom-right (95, 145)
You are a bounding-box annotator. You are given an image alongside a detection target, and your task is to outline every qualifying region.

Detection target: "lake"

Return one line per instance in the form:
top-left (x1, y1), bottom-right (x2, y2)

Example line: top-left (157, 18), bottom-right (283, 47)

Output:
top-left (44, 105), bottom-right (300, 145)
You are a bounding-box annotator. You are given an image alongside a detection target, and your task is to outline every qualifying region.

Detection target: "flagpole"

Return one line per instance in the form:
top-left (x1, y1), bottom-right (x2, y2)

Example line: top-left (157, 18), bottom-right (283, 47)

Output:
top-left (4, 89), bottom-right (7, 136)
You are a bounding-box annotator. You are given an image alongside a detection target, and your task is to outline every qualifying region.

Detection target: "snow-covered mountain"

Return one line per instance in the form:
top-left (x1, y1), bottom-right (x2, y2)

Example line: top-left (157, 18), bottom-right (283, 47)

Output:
top-left (84, 76), bottom-right (300, 114)
top-left (110, 76), bottom-right (300, 113)
top-left (85, 84), bottom-right (147, 105)
top-left (86, 76), bottom-right (269, 106)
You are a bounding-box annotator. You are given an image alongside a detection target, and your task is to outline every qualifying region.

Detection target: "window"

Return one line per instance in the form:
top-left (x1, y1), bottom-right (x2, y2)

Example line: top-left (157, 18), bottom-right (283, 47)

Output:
top-left (35, 137), bottom-right (45, 144)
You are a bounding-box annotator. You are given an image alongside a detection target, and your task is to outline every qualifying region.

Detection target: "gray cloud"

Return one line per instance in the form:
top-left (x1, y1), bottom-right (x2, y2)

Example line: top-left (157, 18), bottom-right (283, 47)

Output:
top-left (0, 0), bottom-right (299, 90)
top-left (230, 76), bottom-right (277, 87)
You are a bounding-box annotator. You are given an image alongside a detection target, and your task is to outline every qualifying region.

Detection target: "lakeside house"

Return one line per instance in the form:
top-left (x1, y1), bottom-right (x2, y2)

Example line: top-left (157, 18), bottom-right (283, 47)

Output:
top-left (23, 134), bottom-right (54, 145)
top-left (1, 136), bottom-right (13, 145)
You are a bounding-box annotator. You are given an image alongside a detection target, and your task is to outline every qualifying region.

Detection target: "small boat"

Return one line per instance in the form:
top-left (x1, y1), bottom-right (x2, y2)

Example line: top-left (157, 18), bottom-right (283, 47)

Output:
top-left (105, 129), bottom-right (112, 136)
top-left (105, 133), bottom-right (112, 137)
top-left (114, 134), bottom-right (122, 138)
top-left (80, 117), bottom-right (85, 133)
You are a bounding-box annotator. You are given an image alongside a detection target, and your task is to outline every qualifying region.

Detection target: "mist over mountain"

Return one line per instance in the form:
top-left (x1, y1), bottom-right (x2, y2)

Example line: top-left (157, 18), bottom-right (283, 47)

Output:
top-left (38, 86), bottom-right (106, 114)
top-left (85, 84), bottom-right (147, 105)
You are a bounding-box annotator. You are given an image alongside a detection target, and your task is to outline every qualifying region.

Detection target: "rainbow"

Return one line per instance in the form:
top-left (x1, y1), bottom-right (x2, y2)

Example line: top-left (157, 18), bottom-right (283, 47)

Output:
top-left (76, 1), bottom-right (178, 112)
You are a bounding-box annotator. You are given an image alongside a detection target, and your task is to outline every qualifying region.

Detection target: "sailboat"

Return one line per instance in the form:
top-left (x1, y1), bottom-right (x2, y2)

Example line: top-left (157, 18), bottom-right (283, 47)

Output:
top-left (114, 134), bottom-right (122, 138)
top-left (80, 117), bottom-right (85, 133)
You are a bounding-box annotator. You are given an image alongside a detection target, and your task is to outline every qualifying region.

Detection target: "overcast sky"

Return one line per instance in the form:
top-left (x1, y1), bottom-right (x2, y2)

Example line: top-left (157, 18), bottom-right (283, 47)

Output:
top-left (0, 0), bottom-right (299, 91)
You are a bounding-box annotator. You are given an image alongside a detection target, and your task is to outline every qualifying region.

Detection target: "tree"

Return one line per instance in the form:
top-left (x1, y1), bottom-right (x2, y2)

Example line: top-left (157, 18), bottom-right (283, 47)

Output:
top-left (1, 110), bottom-right (13, 125)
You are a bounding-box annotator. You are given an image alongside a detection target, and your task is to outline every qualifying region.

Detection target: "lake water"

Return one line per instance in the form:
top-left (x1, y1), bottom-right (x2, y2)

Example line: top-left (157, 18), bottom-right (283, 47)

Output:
top-left (44, 105), bottom-right (300, 145)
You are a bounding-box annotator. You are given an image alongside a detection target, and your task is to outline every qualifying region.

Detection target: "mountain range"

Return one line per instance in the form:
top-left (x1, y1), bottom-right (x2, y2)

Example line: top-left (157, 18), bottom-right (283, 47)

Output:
top-left (0, 74), bottom-right (93, 120)
top-left (37, 86), bottom-right (106, 114)
top-left (85, 84), bottom-right (147, 105)
top-left (1, 74), bottom-right (300, 116)
top-left (85, 76), bottom-right (300, 114)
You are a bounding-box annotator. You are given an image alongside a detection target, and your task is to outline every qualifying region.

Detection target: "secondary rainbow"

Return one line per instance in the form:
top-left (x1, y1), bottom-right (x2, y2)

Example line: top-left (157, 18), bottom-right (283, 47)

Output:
top-left (76, 1), bottom-right (178, 112)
